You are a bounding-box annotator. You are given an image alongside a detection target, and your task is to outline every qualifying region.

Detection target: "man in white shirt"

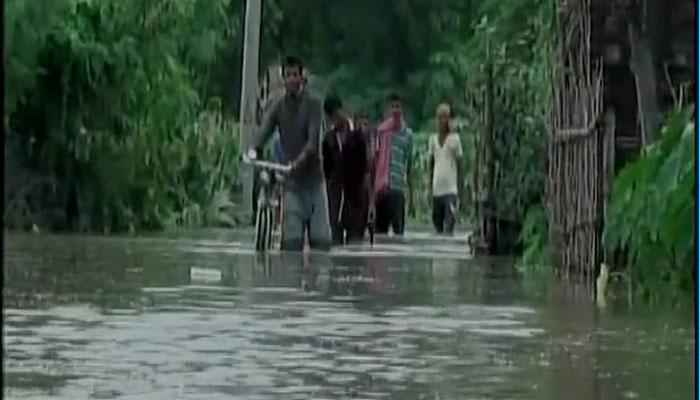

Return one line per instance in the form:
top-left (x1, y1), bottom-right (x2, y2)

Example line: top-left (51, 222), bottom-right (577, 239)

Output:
top-left (428, 103), bottom-right (463, 235)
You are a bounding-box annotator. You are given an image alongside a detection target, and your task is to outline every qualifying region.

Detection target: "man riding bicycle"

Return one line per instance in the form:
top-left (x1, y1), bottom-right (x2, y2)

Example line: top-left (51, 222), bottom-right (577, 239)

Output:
top-left (246, 56), bottom-right (332, 251)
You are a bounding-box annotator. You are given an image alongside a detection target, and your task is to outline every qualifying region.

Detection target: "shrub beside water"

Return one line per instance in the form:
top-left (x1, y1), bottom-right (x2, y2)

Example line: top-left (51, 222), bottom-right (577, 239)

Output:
top-left (5, 0), bottom-right (241, 233)
top-left (519, 107), bottom-right (695, 304)
top-left (603, 107), bottom-right (695, 304)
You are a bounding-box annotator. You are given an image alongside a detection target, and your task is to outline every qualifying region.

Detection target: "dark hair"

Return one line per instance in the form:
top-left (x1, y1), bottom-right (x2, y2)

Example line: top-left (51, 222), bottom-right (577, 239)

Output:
top-left (323, 95), bottom-right (342, 116)
top-left (282, 56), bottom-right (303, 75)
top-left (388, 92), bottom-right (402, 103)
top-left (354, 109), bottom-right (370, 119)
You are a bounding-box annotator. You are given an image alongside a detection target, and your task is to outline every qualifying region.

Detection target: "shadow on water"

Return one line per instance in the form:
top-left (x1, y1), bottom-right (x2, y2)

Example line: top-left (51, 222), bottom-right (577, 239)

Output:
top-left (2, 229), bottom-right (694, 399)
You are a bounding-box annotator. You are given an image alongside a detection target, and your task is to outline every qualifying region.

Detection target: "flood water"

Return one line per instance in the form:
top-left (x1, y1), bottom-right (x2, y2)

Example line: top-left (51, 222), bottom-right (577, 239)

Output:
top-left (3, 229), bottom-right (694, 399)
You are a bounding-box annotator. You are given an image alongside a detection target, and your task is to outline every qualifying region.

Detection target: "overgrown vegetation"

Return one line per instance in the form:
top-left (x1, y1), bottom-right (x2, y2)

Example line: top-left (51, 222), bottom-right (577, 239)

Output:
top-left (603, 107), bottom-right (695, 303)
top-left (5, 0), bottom-right (242, 232)
top-left (519, 107), bottom-right (695, 303)
top-left (519, 203), bottom-right (550, 268)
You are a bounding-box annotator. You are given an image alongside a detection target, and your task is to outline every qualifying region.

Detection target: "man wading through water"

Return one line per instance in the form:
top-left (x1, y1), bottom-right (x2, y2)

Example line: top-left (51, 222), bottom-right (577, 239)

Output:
top-left (356, 112), bottom-right (374, 238)
top-left (247, 56), bottom-right (332, 251)
top-left (371, 93), bottom-right (413, 236)
top-left (429, 103), bottom-right (463, 235)
top-left (322, 96), bottom-right (369, 244)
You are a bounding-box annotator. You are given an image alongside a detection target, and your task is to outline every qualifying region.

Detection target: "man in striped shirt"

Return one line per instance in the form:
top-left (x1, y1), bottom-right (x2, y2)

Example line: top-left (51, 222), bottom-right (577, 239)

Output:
top-left (371, 93), bottom-right (413, 236)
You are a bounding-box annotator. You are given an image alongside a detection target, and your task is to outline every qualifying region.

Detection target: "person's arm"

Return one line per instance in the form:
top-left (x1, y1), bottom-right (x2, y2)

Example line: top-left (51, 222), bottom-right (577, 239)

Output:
top-left (457, 162), bottom-right (464, 201)
top-left (367, 131), bottom-right (378, 223)
top-left (405, 129), bottom-right (414, 216)
top-left (428, 136), bottom-right (435, 198)
top-left (454, 134), bottom-right (464, 204)
top-left (292, 98), bottom-right (322, 171)
top-left (252, 99), bottom-right (280, 153)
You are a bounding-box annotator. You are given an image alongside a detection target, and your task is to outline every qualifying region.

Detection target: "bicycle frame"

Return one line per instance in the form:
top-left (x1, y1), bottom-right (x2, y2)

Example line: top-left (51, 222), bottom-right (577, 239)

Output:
top-left (243, 155), bottom-right (291, 251)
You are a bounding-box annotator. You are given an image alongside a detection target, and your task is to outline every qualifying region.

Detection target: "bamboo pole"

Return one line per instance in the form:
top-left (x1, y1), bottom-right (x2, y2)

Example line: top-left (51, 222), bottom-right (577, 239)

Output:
top-left (239, 0), bottom-right (263, 220)
top-left (548, 0), bottom-right (606, 293)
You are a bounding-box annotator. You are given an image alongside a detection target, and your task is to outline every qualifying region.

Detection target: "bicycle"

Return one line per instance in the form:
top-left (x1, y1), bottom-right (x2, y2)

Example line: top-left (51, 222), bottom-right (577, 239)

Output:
top-left (243, 154), bottom-right (291, 252)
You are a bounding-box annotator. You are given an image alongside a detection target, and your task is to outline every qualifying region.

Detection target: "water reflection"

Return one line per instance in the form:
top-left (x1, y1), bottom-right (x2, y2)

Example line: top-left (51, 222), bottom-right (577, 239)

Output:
top-left (3, 231), bottom-right (694, 399)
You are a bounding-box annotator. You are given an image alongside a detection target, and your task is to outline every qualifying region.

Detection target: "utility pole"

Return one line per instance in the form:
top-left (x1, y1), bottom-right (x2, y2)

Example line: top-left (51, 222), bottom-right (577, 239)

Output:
top-left (239, 0), bottom-right (262, 222)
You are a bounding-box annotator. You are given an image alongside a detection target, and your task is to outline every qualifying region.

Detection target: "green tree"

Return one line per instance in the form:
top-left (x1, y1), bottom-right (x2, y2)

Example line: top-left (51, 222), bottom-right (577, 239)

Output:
top-left (5, 0), bottom-right (242, 232)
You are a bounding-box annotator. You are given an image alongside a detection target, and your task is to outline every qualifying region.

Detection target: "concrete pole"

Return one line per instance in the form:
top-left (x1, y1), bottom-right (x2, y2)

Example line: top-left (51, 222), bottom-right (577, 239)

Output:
top-left (239, 0), bottom-right (262, 221)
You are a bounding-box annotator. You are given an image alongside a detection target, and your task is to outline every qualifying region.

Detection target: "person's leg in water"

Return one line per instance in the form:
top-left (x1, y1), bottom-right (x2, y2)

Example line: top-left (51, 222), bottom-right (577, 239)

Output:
top-left (432, 195), bottom-right (445, 234)
top-left (345, 201), bottom-right (363, 243)
top-left (337, 196), bottom-right (350, 244)
top-left (374, 192), bottom-right (392, 234)
top-left (343, 186), bottom-right (366, 243)
top-left (357, 188), bottom-right (370, 242)
top-left (303, 223), bottom-right (311, 253)
top-left (307, 181), bottom-right (332, 251)
top-left (443, 194), bottom-right (457, 235)
top-left (327, 181), bottom-right (344, 245)
top-left (389, 189), bottom-right (405, 235)
top-left (280, 188), bottom-right (305, 251)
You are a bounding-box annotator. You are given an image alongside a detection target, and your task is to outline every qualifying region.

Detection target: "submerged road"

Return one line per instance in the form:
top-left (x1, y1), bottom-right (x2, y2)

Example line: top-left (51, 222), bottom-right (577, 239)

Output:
top-left (3, 229), bottom-right (694, 399)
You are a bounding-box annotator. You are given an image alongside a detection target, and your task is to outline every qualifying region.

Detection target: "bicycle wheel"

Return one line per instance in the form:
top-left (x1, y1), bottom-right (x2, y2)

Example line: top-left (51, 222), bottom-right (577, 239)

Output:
top-left (263, 204), bottom-right (274, 250)
top-left (255, 195), bottom-right (274, 252)
top-left (274, 193), bottom-right (283, 249)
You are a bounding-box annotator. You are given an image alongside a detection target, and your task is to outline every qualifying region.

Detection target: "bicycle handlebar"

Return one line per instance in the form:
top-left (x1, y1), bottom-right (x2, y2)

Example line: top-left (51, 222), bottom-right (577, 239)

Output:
top-left (242, 155), bottom-right (292, 173)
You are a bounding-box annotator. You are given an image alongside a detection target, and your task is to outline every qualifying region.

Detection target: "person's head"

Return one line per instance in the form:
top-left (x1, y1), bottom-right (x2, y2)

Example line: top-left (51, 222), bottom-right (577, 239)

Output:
top-left (323, 95), bottom-right (343, 119)
top-left (357, 114), bottom-right (371, 135)
top-left (355, 110), bottom-right (371, 135)
top-left (436, 103), bottom-right (452, 132)
top-left (387, 93), bottom-right (403, 120)
top-left (282, 56), bottom-right (304, 95)
top-left (323, 95), bottom-right (347, 131)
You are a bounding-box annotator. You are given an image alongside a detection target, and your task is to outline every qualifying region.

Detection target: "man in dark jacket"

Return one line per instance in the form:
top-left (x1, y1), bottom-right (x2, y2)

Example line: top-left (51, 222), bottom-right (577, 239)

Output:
top-left (322, 96), bottom-right (369, 244)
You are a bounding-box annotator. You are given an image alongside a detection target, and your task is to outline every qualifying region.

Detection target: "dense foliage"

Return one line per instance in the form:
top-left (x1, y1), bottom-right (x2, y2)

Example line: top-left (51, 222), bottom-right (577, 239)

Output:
top-left (519, 107), bottom-right (696, 303)
top-left (5, 0), bottom-right (242, 232)
top-left (519, 203), bottom-right (550, 268)
top-left (603, 107), bottom-right (695, 303)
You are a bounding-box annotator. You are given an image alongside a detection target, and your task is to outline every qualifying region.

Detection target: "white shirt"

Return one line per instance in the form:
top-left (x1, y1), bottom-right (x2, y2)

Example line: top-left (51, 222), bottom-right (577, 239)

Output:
top-left (429, 132), bottom-right (463, 196)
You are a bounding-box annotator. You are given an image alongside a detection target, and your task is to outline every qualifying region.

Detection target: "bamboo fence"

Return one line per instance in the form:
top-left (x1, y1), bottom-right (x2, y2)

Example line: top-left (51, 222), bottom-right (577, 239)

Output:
top-left (548, 0), bottom-right (610, 294)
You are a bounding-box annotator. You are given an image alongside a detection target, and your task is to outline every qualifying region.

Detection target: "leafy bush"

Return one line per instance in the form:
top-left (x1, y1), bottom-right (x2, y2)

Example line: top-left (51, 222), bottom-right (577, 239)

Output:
top-left (5, 0), bottom-right (242, 232)
top-left (519, 203), bottom-right (550, 267)
top-left (603, 107), bottom-right (695, 302)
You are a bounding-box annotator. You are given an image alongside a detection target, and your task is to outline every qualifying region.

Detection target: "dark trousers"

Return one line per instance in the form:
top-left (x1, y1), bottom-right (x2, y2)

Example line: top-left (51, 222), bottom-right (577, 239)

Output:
top-left (345, 187), bottom-right (368, 243)
top-left (375, 189), bottom-right (405, 235)
top-left (432, 194), bottom-right (457, 235)
top-left (327, 181), bottom-right (344, 245)
top-left (328, 182), bottom-right (368, 244)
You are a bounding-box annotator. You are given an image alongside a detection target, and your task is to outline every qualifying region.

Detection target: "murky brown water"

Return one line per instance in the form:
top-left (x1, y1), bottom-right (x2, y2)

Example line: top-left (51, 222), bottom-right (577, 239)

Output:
top-left (3, 230), bottom-right (694, 399)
